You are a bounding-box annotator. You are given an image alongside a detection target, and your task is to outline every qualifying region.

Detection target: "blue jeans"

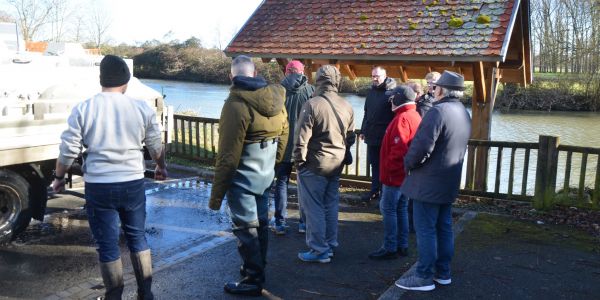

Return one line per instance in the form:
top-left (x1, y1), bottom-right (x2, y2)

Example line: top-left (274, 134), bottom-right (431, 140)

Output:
top-left (413, 201), bottom-right (454, 279)
top-left (274, 162), bottom-right (293, 226)
top-left (85, 179), bottom-right (149, 263)
top-left (296, 170), bottom-right (306, 226)
top-left (379, 185), bottom-right (408, 251)
top-left (367, 145), bottom-right (381, 195)
top-left (297, 168), bottom-right (340, 254)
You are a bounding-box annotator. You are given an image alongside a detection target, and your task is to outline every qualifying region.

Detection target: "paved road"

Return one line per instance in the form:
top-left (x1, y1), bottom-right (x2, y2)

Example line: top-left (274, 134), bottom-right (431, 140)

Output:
top-left (0, 177), bottom-right (235, 299)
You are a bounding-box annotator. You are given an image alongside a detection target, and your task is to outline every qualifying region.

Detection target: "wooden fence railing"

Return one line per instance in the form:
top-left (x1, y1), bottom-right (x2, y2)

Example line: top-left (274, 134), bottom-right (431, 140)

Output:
top-left (169, 115), bottom-right (219, 162)
top-left (169, 115), bottom-right (599, 209)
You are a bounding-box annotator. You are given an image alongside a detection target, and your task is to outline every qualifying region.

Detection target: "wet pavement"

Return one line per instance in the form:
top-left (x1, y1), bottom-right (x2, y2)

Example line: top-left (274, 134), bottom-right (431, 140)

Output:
top-left (1, 170), bottom-right (599, 300)
top-left (0, 177), bottom-right (235, 299)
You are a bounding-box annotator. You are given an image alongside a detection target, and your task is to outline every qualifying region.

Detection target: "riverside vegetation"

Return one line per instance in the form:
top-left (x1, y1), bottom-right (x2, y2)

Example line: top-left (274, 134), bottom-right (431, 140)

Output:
top-left (103, 39), bottom-right (600, 112)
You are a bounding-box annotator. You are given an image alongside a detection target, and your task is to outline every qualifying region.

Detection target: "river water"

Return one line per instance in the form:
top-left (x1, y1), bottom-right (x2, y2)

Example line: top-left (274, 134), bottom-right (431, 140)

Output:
top-left (142, 79), bottom-right (600, 195)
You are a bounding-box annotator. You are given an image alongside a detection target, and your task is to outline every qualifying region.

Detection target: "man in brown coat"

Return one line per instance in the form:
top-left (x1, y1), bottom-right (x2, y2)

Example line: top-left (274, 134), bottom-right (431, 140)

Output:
top-left (293, 65), bottom-right (355, 263)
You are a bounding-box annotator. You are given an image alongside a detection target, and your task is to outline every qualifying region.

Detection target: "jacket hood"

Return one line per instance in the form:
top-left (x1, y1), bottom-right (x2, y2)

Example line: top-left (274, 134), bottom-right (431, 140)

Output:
top-left (281, 73), bottom-right (309, 93)
top-left (314, 65), bottom-right (341, 95)
top-left (373, 77), bottom-right (397, 91)
top-left (231, 76), bottom-right (285, 117)
top-left (232, 75), bottom-right (268, 91)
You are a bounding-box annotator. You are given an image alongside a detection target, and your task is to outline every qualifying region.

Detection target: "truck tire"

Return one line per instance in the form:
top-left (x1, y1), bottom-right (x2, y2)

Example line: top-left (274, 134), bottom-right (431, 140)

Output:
top-left (0, 169), bottom-right (32, 244)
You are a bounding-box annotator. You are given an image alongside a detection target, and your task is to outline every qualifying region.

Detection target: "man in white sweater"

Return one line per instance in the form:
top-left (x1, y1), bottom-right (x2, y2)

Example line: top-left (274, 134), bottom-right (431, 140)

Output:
top-left (52, 55), bottom-right (167, 300)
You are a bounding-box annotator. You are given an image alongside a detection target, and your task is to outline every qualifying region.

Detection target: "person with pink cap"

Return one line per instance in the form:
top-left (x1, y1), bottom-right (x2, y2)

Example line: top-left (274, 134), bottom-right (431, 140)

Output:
top-left (272, 60), bottom-right (315, 235)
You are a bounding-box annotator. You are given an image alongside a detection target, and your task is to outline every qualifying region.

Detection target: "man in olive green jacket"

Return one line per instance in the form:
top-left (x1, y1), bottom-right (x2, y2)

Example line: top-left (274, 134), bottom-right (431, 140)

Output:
top-left (208, 55), bottom-right (288, 296)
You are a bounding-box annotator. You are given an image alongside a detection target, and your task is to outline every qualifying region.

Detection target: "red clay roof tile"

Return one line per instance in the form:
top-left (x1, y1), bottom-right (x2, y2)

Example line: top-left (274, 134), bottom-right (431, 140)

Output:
top-left (226, 0), bottom-right (519, 61)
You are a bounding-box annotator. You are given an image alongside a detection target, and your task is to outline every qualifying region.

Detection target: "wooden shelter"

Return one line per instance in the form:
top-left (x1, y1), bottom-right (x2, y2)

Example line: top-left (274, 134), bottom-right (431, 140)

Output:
top-left (225, 0), bottom-right (532, 190)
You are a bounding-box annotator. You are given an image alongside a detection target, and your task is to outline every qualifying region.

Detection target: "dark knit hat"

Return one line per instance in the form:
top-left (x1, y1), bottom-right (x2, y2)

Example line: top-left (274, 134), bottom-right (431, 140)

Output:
top-left (435, 71), bottom-right (465, 91)
top-left (385, 85), bottom-right (416, 106)
top-left (100, 55), bottom-right (131, 87)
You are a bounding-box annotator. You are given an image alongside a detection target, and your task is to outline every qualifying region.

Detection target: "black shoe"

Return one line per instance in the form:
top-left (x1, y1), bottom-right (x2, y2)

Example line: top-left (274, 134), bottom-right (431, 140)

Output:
top-left (360, 192), bottom-right (372, 202)
top-left (368, 248), bottom-right (398, 260)
top-left (370, 192), bottom-right (380, 201)
top-left (397, 247), bottom-right (409, 257)
top-left (224, 277), bottom-right (263, 297)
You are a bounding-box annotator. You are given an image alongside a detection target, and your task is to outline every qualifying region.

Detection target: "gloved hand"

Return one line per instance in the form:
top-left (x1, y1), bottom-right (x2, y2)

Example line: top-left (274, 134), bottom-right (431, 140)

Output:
top-left (294, 161), bottom-right (306, 171)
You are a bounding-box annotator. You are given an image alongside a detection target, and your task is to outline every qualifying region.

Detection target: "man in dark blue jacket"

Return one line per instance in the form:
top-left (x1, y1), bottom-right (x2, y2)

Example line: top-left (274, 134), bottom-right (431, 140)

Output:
top-left (273, 60), bottom-right (315, 235)
top-left (360, 66), bottom-right (396, 201)
top-left (396, 71), bottom-right (471, 292)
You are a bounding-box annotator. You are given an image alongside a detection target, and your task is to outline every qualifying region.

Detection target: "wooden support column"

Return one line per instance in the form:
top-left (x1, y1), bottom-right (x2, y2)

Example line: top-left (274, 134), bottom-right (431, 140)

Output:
top-left (275, 58), bottom-right (289, 74)
top-left (303, 59), bottom-right (314, 83)
top-left (398, 66), bottom-right (409, 82)
top-left (470, 61), bottom-right (500, 191)
top-left (342, 64), bottom-right (357, 80)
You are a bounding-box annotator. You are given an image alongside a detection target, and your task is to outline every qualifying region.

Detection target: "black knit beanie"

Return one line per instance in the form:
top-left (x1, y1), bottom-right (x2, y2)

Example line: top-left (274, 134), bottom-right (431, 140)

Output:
top-left (100, 55), bottom-right (131, 87)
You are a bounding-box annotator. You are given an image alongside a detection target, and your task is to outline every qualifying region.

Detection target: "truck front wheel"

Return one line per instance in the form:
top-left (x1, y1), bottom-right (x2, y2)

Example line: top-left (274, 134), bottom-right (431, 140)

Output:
top-left (0, 169), bottom-right (32, 244)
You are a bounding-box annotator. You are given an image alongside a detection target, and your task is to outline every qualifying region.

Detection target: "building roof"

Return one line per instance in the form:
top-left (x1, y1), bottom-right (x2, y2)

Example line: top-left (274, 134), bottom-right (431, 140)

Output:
top-left (226, 0), bottom-right (522, 63)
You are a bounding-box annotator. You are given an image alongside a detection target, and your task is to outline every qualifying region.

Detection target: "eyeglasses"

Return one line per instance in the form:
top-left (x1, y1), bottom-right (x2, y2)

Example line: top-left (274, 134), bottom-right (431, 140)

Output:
top-left (372, 74), bottom-right (384, 78)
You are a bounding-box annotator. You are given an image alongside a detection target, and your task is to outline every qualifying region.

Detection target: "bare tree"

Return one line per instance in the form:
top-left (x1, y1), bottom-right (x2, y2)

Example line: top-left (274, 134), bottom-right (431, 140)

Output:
top-left (70, 12), bottom-right (84, 42)
top-left (48, 0), bottom-right (73, 42)
top-left (87, 2), bottom-right (111, 48)
top-left (6, 0), bottom-right (54, 41)
top-left (0, 10), bottom-right (15, 22)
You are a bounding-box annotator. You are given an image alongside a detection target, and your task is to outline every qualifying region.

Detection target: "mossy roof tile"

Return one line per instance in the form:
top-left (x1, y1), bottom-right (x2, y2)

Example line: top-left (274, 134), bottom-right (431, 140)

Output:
top-left (226, 0), bottom-right (521, 62)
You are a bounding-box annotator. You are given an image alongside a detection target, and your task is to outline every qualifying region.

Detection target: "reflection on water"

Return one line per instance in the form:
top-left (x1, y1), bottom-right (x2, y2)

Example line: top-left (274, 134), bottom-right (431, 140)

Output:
top-left (143, 79), bottom-right (600, 193)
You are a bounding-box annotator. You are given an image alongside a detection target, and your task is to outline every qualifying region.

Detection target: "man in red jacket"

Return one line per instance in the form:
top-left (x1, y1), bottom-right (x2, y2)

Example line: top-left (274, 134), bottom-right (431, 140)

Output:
top-left (368, 85), bottom-right (421, 260)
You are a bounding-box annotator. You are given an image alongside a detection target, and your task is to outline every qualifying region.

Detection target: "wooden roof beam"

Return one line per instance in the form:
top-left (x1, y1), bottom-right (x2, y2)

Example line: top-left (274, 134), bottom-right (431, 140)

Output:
top-left (303, 59), bottom-right (313, 83)
top-left (333, 60), bottom-right (497, 69)
top-left (472, 61), bottom-right (487, 104)
top-left (398, 66), bottom-right (409, 83)
top-left (342, 64), bottom-right (357, 81)
top-left (275, 58), bottom-right (289, 75)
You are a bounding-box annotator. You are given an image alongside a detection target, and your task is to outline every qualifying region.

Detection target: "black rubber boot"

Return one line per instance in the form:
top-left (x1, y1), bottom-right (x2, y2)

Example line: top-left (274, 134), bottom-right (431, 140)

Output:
top-left (99, 258), bottom-right (124, 300)
top-left (130, 249), bottom-right (154, 300)
top-left (257, 219), bottom-right (269, 266)
top-left (225, 227), bottom-right (264, 296)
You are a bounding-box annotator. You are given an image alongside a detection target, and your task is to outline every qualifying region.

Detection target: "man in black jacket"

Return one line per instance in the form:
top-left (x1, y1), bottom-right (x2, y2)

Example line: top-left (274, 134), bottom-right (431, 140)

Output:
top-left (416, 71), bottom-right (440, 117)
top-left (395, 71), bottom-right (471, 292)
top-left (273, 60), bottom-right (315, 235)
top-left (360, 66), bottom-right (396, 202)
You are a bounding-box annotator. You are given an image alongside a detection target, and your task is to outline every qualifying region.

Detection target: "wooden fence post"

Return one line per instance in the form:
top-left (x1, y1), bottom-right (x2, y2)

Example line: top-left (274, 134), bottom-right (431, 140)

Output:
top-left (533, 135), bottom-right (560, 209)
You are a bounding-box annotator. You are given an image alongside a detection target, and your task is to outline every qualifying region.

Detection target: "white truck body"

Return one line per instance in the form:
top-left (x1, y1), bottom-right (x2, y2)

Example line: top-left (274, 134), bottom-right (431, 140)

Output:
top-left (0, 22), bottom-right (171, 242)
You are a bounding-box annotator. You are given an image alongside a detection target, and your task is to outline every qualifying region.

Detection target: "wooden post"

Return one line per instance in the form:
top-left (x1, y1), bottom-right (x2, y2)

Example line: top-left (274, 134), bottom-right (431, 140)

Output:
top-left (470, 62), bottom-right (500, 191)
top-left (533, 135), bottom-right (559, 210)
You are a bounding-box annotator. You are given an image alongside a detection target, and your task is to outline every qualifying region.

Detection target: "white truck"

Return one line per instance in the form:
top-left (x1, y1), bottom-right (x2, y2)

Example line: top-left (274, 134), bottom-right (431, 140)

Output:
top-left (0, 22), bottom-right (170, 243)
